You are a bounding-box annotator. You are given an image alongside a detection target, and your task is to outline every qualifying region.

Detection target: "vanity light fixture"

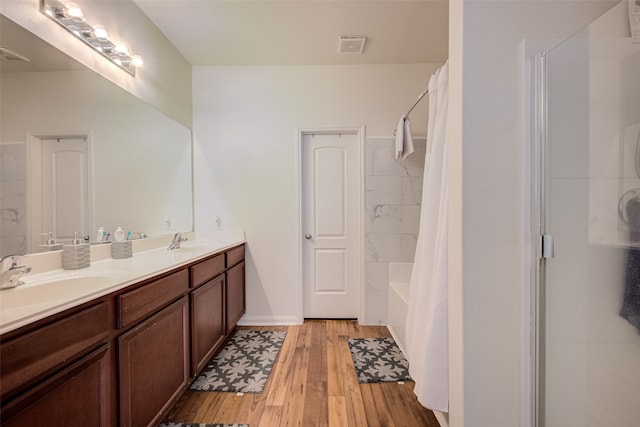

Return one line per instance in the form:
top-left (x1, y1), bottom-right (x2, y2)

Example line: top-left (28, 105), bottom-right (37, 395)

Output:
top-left (41, 0), bottom-right (143, 76)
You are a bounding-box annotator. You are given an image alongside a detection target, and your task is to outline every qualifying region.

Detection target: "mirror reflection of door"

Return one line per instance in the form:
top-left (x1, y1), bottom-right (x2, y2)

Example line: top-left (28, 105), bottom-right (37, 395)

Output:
top-left (29, 135), bottom-right (90, 251)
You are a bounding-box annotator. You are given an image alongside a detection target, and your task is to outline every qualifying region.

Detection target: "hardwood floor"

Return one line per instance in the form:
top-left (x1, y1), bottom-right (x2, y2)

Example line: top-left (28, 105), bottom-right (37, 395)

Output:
top-left (164, 320), bottom-right (440, 426)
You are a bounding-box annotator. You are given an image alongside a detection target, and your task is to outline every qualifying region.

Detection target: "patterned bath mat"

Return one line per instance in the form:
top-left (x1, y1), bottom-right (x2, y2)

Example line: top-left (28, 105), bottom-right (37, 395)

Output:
top-left (159, 424), bottom-right (248, 427)
top-left (190, 329), bottom-right (287, 393)
top-left (348, 337), bottom-right (412, 383)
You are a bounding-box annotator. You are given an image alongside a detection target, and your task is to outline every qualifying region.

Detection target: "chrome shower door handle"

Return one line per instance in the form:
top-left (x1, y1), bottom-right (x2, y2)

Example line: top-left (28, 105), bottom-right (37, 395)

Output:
top-left (305, 234), bottom-right (312, 240)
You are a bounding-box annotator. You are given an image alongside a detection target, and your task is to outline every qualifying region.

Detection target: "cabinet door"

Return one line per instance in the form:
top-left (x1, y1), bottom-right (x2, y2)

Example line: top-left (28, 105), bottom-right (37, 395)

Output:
top-left (1, 302), bottom-right (109, 401)
top-left (118, 297), bottom-right (189, 427)
top-left (226, 261), bottom-right (245, 332)
top-left (191, 274), bottom-right (225, 377)
top-left (1, 345), bottom-right (112, 426)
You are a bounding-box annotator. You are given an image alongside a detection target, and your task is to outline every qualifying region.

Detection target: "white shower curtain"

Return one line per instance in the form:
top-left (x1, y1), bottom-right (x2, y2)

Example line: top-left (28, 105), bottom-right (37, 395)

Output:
top-left (405, 61), bottom-right (449, 412)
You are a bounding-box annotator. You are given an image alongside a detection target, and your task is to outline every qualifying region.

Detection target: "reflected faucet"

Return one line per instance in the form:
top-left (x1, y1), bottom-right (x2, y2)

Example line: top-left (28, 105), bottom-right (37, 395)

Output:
top-left (167, 232), bottom-right (188, 250)
top-left (0, 255), bottom-right (32, 290)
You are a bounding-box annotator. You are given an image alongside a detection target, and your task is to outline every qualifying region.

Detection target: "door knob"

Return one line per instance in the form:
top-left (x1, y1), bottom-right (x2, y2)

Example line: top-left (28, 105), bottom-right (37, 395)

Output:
top-left (305, 234), bottom-right (312, 240)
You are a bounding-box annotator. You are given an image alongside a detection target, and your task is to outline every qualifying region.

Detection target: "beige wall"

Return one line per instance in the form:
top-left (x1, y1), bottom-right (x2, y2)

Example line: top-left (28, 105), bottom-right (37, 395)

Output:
top-left (192, 64), bottom-right (441, 324)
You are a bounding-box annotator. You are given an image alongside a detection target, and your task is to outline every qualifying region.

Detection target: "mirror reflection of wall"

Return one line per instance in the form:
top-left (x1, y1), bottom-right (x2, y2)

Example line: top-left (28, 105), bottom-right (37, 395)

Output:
top-left (0, 16), bottom-right (193, 257)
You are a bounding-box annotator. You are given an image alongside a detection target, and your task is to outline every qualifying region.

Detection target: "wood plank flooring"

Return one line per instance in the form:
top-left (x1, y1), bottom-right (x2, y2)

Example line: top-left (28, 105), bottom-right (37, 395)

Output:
top-left (164, 320), bottom-right (440, 426)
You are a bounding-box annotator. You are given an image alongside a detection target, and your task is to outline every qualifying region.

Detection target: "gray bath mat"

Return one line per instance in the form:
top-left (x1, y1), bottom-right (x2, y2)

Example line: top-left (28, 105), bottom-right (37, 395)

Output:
top-left (159, 424), bottom-right (248, 427)
top-left (190, 329), bottom-right (287, 393)
top-left (348, 337), bottom-right (412, 383)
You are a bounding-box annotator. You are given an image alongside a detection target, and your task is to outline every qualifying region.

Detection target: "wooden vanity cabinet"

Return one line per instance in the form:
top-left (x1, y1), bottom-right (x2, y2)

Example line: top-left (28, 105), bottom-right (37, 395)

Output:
top-left (0, 302), bottom-right (113, 425)
top-left (226, 260), bottom-right (246, 332)
top-left (118, 297), bottom-right (189, 427)
top-left (0, 242), bottom-right (245, 426)
top-left (225, 243), bottom-right (246, 333)
top-left (1, 345), bottom-right (112, 427)
top-left (190, 274), bottom-right (225, 376)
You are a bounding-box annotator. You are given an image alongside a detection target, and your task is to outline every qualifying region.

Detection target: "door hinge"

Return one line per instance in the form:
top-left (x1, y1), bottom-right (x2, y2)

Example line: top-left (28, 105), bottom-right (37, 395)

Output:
top-left (541, 234), bottom-right (554, 259)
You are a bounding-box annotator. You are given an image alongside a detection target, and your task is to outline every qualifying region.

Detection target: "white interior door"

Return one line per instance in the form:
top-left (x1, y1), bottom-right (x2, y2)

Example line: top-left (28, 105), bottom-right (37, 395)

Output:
top-left (302, 132), bottom-right (361, 318)
top-left (40, 137), bottom-right (89, 242)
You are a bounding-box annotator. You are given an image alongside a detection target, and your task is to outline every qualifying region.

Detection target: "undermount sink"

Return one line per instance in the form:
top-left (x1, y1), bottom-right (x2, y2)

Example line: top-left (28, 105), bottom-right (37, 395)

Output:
top-left (0, 270), bottom-right (130, 310)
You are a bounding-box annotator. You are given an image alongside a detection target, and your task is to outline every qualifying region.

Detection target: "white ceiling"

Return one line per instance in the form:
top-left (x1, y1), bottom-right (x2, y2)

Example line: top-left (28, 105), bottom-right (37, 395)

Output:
top-left (133, 0), bottom-right (449, 66)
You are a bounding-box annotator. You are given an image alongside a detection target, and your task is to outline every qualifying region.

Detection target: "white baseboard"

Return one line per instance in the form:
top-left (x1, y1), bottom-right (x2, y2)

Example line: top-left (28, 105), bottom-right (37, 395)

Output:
top-left (237, 315), bottom-right (301, 326)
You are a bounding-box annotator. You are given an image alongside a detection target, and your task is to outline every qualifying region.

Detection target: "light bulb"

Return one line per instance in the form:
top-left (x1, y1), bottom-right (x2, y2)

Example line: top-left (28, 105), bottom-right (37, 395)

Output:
top-left (114, 44), bottom-right (129, 55)
top-left (131, 55), bottom-right (144, 67)
top-left (65, 3), bottom-right (85, 21)
top-left (93, 25), bottom-right (109, 39)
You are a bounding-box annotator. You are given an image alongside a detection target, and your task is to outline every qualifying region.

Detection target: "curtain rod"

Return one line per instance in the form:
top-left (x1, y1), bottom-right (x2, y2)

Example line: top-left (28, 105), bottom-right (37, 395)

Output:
top-left (404, 88), bottom-right (429, 118)
top-left (394, 88), bottom-right (429, 135)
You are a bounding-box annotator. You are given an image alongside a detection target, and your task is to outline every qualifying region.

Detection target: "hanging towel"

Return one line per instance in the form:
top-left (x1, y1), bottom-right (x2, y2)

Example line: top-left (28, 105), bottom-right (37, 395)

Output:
top-left (621, 198), bottom-right (640, 333)
top-left (405, 61), bottom-right (449, 412)
top-left (395, 116), bottom-right (415, 160)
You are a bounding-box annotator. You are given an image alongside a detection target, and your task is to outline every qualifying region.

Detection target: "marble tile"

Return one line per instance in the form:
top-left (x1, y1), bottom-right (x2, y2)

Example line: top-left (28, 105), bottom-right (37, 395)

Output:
top-left (401, 234), bottom-right (418, 262)
top-left (365, 234), bottom-right (403, 262)
top-left (0, 180), bottom-right (27, 237)
top-left (403, 144), bottom-right (426, 177)
top-left (370, 138), bottom-right (427, 178)
top-left (0, 236), bottom-right (27, 256)
top-left (370, 138), bottom-right (406, 176)
top-left (402, 176), bottom-right (423, 205)
top-left (366, 176), bottom-right (402, 205)
top-left (0, 143), bottom-right (26, 182)
top-left (363, 136), bottom-right (425, 324)
top-left (365, 139), bottom-right (374, 176)
top-left (400, 205), bottom-right (421, 234)
top-left (366, 204), bottom-right (402, 233)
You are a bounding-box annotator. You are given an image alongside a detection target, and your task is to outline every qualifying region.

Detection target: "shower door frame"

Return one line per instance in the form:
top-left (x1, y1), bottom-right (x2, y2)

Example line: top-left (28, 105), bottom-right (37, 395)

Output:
top-left (532, 48), bottom-right (549, 427)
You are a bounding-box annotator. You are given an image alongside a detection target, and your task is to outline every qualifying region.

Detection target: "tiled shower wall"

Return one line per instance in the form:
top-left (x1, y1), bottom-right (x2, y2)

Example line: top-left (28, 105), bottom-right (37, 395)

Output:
top-left (0, 143), bottom-right (27, 256)
top-left (364, 136), bottom-right (426, 324)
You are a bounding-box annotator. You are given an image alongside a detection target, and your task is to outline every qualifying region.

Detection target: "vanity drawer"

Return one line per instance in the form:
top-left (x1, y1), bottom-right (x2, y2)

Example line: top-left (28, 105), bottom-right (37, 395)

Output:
top-left (190, 254), bottom-right (224, 288)
top-left (118, 269), bottom-right (188, 328)
top-left (226, 245), bottom-right (245, 267)
top-left (0, 302), bottom-right (109, 401)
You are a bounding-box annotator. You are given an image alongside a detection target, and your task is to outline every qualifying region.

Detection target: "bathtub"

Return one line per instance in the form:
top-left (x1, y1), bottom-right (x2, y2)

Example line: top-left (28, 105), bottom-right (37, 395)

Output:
top-left (388, 262), bottom-right (412, 355)
top-left (387, 262), bottom-right (449, 427)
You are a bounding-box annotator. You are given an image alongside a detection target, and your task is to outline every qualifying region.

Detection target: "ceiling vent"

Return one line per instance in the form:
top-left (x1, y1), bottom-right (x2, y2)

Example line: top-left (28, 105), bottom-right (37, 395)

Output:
top-left (0, 47), bottom-right (30, 63)
top-left (337, 36), bottom-right (367, 54)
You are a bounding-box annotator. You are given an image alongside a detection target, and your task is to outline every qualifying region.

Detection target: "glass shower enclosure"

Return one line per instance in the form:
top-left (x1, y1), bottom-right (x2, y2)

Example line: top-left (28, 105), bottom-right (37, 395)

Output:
top-left (537, 2), bottom-right (640, 426)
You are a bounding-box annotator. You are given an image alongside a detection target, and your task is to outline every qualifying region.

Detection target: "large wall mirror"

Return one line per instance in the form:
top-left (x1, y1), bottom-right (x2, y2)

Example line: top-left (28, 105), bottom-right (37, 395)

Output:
top-left (0, 15), bottom-right (193, 257)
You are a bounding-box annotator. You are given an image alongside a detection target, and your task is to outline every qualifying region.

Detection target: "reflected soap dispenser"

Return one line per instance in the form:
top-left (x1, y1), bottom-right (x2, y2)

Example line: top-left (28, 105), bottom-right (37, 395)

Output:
top-left (62, 232), bottom-right (90, 270)
top-left (95, 227), bottom-right (106, 243)
top-left (37, 232), bottom-right (64, 252)
top-left (114, 227), bottom-right (125, 242)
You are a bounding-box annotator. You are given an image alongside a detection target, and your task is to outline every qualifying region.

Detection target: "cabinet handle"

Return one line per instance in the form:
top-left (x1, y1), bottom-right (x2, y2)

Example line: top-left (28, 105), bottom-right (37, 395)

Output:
top-left (305, 234), bottom-right (312, 240)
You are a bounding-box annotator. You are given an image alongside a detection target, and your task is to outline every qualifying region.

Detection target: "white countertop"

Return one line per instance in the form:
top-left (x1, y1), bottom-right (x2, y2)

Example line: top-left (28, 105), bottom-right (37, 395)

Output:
top-left (0, 230), bottom-right (245, 336)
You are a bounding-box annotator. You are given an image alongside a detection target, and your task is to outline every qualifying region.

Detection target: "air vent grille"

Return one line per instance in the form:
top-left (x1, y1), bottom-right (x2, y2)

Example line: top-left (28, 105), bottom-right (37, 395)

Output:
top-left (337, 36), bottom-right (367, 55)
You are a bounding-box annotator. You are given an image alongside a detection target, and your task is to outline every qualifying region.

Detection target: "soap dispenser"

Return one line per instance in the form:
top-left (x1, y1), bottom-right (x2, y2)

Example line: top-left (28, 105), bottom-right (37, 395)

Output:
top-left (114, 227), bottom-right (125, 242)
top-left (37, 232), bottom-right (64, 252)
top-left (95, 227), bottom-right (106, 243)
top-left (62, 232), bottom-right (91, 270)
top-left (111, 227), bottom-right (132, 259)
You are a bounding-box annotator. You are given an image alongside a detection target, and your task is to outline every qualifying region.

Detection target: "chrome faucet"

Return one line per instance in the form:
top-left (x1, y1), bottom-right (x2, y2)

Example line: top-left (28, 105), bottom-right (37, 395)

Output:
top-left (167, 232), bottom-right (188, 250)
top-left (0, 255), bottom-right (32, 290)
